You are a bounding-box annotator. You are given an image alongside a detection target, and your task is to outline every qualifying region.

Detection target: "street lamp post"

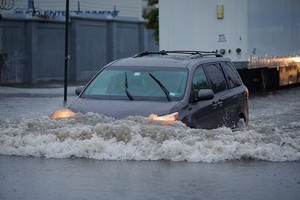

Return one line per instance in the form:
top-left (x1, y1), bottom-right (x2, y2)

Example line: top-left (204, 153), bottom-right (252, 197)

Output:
top-left (28, 0), bottom-right (34, 8)
top-left (64, 0), bottom-right (70, 103)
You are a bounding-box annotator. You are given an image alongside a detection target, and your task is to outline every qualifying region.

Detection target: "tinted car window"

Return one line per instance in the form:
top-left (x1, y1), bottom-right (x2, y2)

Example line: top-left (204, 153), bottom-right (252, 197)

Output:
top-left (203, 64), bottom-right (227, 93)
top-left (222, 62), bottom-right (242, 88)
top-left (192, 67), bottom-right (210, 91)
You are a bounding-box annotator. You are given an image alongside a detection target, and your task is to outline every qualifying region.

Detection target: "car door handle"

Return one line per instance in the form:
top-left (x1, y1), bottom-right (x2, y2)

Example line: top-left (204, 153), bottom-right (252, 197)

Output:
top-left (212, 100), bottom-right (223, 108)
top-left (218, 100), bottom-right (223, 107)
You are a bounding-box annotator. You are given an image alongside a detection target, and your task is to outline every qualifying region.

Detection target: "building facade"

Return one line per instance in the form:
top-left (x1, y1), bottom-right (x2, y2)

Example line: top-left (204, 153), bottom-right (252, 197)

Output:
top-left (0, 0), bottom-right (158, 84)
top-left (1, 0), bottom-right (146, 20)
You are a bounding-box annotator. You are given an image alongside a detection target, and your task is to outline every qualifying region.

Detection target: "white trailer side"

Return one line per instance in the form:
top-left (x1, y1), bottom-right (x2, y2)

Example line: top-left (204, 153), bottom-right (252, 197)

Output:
top-left (159, 0), bottom-right (300, 91)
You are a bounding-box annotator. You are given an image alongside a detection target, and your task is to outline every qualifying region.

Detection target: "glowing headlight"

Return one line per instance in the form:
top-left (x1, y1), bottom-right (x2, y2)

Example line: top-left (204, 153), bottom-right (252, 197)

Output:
top-left (148, 112), bottom-right (179, 124)
top-left (50, 109), bottom-right (78, 119)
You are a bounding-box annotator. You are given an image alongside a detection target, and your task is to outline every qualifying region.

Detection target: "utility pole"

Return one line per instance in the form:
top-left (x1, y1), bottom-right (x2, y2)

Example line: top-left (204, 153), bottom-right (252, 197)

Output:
top-left (28, 0), bottom-right (34, 8)
top-left (64, 0), bottom-right (70, 103)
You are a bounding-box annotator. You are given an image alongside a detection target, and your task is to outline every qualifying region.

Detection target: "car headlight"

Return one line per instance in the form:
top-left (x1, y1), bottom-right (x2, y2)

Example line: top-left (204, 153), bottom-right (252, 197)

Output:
top-left (50, 109), bottom-right (78, 119)
top-left (148, 112), bottom-right (179, 124)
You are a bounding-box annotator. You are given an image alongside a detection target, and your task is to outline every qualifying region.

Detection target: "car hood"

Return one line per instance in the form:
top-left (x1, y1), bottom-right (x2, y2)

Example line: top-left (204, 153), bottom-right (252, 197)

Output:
top-left (69, 98), bottom-right (180, 119)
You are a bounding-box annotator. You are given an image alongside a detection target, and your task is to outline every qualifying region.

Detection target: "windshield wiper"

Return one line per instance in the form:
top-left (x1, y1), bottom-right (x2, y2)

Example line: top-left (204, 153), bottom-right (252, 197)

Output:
top-left (149, 73), bottom-right (171, 101)
top-left (125, 72), bottom-right (134, 100)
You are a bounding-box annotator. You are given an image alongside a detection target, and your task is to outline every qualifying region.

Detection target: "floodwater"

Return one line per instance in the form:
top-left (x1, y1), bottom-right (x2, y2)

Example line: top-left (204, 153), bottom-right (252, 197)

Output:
top-left (0, 86), bottom-right (300, 200)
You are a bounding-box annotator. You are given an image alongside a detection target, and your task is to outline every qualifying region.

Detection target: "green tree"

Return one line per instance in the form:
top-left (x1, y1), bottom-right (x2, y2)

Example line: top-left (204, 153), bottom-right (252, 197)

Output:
top-left (144, 0), bottom-right (159, 43)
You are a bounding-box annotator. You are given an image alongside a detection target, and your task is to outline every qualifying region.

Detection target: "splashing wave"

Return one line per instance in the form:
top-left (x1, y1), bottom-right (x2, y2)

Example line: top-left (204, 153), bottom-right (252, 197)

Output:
top-left (0, 113), bottom-right (299, 163)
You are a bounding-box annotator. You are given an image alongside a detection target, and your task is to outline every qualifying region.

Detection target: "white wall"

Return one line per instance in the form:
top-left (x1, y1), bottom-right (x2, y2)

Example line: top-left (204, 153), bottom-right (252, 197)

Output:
top-left (159, 0), bottom-right (248, 61)
top-left (247, 0), bottom-right (300, 57)
top-left (159, 0), bottom-right (300, 62)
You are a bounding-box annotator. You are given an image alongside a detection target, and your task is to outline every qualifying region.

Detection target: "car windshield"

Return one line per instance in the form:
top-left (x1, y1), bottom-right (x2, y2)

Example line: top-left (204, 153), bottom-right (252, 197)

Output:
top-left (81, 67), bottom-right (188, 101)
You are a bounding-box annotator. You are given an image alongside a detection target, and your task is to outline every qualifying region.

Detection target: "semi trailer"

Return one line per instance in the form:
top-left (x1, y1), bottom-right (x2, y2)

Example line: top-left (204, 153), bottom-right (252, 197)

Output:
top-left (159, 0), bottom-right (300, 92)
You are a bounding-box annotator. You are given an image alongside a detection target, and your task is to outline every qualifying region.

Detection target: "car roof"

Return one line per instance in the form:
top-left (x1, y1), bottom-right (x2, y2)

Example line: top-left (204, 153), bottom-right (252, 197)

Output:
top-left (109, 51), bottom-right (232, 69)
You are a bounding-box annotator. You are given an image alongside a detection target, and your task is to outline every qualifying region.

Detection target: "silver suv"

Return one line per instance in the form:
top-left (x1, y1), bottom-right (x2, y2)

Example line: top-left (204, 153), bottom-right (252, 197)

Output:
top-left (53, 51), bottom-right (249, 129)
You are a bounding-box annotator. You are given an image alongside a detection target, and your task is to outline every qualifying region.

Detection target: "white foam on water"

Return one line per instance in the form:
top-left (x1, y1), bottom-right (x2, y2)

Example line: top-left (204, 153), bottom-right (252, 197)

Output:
top-left (1, 113), bottom-right (299, 163)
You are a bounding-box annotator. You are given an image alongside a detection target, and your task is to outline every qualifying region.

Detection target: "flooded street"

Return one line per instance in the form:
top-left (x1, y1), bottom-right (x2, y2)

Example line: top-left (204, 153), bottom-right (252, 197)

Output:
top-left (0, 86), bottom-right (300, 199)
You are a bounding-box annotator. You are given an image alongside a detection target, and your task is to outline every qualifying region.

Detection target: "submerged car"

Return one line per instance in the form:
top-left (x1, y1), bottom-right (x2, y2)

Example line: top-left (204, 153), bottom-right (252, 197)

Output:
top-left (52, 50), bottom-right (249, 129)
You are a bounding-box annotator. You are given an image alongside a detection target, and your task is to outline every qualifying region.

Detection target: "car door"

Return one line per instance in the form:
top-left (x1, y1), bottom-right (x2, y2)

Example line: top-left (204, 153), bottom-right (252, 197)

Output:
top-left (202, 63), bottom-right (230, 128)
top-left (220, 62), bottom-right (245, 127)
top-left (187, 65), bottom-right (225, 129)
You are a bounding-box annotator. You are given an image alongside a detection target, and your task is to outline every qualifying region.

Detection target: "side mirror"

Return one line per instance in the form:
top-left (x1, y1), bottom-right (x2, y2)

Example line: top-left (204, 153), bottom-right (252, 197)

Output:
top-left (197, 89), bottom-right (214, 101)
top-left (75, 86), bottom-right (84, 96)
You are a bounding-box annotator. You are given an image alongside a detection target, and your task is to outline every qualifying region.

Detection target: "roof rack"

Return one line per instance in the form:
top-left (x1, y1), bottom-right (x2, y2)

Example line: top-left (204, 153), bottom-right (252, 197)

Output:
top-left (133, 50), bottom-right (223, 58)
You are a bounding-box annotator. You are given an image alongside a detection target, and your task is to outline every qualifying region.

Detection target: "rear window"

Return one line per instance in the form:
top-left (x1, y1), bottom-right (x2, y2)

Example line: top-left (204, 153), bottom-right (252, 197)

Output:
top-left (222, 62), bottom-right (242, 88)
